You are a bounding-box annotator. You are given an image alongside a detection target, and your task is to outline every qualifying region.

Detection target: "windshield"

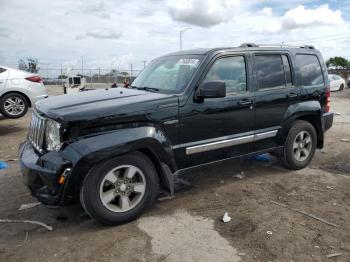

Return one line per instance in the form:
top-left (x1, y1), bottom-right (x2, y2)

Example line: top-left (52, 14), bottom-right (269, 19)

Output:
top-left (132, 55), bottom-right (203, 93)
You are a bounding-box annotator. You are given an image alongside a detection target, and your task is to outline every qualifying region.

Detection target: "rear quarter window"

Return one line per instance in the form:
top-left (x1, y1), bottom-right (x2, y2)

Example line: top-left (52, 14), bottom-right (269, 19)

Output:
top-left (296, 54), bottom-right (324, 86)
top-left (0, 67), bottom-right (7, 74)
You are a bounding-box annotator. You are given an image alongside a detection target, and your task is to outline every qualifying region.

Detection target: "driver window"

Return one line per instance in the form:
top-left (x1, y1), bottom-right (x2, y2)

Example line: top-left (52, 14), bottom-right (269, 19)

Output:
top-left (204, 56), bottom-right (247, 93)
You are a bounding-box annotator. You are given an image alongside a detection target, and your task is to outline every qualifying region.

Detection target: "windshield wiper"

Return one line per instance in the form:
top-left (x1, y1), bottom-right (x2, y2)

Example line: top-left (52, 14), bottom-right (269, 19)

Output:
top-left (134, 86), bottom-right (159, 92)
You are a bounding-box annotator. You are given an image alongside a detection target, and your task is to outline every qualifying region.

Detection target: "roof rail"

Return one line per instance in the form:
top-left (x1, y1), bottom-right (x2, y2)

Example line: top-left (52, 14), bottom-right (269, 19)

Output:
top-left (239, 43), bottom-right (258, 47)
top-left (239, 43), bottom-right (316, 49)
top-left (300, 45), bottom-right (315, 49)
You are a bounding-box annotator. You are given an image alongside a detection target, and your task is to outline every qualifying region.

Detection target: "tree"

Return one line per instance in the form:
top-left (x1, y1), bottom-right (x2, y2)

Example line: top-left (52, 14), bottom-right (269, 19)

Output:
top-left (326, 56), bottom-right (350, 69)
top-left (18, 58), bottom-right (39, 73)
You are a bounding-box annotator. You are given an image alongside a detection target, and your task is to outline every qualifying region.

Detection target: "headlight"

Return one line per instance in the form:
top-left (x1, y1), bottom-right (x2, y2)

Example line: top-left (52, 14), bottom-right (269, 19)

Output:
top-left (46, 119), bottom-right (62, 151)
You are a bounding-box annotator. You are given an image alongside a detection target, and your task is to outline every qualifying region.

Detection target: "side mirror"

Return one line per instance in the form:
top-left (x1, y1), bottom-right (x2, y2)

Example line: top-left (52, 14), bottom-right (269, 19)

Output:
top-left (196, 80), bottom-right (226, 99)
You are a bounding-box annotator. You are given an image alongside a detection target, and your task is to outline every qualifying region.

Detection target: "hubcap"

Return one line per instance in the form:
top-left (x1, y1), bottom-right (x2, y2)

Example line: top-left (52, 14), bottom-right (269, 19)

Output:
top-left (99, 165), bottom-right (146, 212)
top-left (293, 131), bottom-right (312, 162)
top-left (4, 96), bottom-right (25, 116)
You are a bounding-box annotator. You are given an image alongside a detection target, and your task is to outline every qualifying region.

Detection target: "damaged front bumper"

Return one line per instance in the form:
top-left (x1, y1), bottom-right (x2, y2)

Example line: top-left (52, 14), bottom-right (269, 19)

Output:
top-left (19, 141), bottom-right (74, 206)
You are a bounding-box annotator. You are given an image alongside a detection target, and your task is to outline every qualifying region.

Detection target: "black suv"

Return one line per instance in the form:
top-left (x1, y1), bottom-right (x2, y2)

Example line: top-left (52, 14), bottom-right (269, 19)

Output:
top-left (19, 44), bottom-right (333, 225)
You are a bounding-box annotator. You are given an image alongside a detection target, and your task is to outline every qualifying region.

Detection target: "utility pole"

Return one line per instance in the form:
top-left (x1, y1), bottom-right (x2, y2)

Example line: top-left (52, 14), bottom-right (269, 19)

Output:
top-left (179, 27), bottom-right (192, 51)
top-left (141, 60), bottom-right (147, 69)
top-left (81, 56), bottom-right (84, 76)
top-left (130, 64), bottom-right (133, 78)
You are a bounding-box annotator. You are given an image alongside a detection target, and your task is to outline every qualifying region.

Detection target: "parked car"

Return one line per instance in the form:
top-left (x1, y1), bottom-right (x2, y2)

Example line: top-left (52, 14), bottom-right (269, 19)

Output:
top-left (347, 78), bottom-right (350, 88)
top-left (19, 44), bottom-right (333, 225)
top-left (0, 65), bottom-right (48, 118)
top-left (328, 74), bottom-right (345, 91)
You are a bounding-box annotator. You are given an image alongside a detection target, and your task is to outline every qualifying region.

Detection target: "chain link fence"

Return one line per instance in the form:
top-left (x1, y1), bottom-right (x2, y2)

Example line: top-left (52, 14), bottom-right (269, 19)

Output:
top-left (40, 68), bottom-right (143, 86)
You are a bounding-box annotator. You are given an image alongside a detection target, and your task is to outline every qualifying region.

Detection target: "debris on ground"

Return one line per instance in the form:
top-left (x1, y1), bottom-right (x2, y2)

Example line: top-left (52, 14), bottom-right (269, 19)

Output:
top-left (247, 153), bottom-right (271, 162)
top-left (326, 186), bottom-right (335, 190)
top-left (326, 252), bottom-right (342, 258)
top-left (0, 219), bottom-right (53, 231)
top-left (266, 231), bottom-right (273, 235)
top-left (233, 171), bottom-right (245, 179)
top-left (18, 202), bottom-right (41, 211)
top-left (334, 112), bottom-right (341, 116)
top-left (222, 212), bottom-right (231, 223)
top-left (271, 201), bottom-right (337, 227)
top-left (6, 158), bottom-right (18, 162)
top-left (340, 138), bottom-right (349, 142)
top-left (0, 161), bottom-right (8, 170)
top-left (220, 180), bottom-right (224, 184)
top-left (158, 195), bottom-right (175, 201)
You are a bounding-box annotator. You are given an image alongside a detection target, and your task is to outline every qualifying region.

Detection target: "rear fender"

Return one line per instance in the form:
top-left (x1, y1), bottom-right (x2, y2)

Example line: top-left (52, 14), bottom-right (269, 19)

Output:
top-left (281, 101), bottom-right (324, 148)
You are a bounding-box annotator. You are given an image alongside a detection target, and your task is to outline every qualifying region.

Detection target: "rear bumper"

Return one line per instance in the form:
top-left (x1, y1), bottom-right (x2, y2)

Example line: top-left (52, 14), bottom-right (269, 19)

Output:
top-left (322, 112), bottom-right (333, 132)
top-left (31, 93), bottom-right (48, 105)
top-left (19, 141), bottom-right (72, 206)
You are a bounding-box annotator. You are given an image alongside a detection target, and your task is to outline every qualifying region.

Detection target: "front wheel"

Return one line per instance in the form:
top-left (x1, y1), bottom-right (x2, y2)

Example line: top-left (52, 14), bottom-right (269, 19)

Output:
top-left (80, 152), bottom-right (159, 225)
top-left (339, 83), bottom-right (344, 91)
top-left (280, 120), bottom-right (317, 170)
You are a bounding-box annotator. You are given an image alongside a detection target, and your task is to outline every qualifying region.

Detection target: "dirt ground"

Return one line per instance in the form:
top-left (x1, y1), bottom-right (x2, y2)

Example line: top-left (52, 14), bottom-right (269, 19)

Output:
top-left (0, 86), bottom-right (350, 262)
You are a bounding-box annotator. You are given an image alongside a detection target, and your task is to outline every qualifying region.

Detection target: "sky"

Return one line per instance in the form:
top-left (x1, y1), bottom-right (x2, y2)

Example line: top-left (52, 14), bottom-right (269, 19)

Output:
top-left (0, 0), bottom-right (350, 73)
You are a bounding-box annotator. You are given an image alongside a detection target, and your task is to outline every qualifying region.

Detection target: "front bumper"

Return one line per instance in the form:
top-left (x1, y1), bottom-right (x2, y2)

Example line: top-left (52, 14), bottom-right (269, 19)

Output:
top-left (19, 141), bottom-right (72, 205)
top-left (322, 112), bottom-right (334, 132)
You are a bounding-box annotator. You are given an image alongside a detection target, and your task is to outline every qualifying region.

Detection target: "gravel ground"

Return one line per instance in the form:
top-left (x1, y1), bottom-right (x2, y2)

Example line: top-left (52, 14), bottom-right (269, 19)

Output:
top-left (0, 86), bottom-right (350, 262)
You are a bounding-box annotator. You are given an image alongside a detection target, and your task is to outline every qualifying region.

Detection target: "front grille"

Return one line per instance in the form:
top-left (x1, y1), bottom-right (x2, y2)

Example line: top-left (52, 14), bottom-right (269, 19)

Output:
top-left (28, 110), bottom-right (46, 152)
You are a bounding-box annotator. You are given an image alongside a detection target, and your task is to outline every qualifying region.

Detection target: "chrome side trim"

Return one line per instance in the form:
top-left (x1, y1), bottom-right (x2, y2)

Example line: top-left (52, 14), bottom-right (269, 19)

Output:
top-left (254, 130), bottom-right (278, 141)
top-left (181, 128), bottom-right (279, 155)
top-left (163, 119), bottom-right (179, 125)
top-left (186, 135), bottom-right (254, 155)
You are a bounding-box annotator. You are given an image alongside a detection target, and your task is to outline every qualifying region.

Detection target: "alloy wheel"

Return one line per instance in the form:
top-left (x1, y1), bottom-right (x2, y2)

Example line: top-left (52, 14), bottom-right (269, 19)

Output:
top-left (99, 165), bottom-right (146, 212)
top-left (4, 96), bottom-right (26, 116)
top-left (293, 131), bottom-right (312, 162)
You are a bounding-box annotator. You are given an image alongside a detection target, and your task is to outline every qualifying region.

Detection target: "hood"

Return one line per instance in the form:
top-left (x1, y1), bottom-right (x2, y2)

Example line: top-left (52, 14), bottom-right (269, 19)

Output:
top-left (35, 88), bottom-right (178, 123)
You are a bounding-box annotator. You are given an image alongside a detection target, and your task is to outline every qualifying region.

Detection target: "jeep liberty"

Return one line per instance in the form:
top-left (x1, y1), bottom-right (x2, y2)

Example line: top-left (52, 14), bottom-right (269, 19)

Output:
top-left (19, 44), bottom-right (334, 225)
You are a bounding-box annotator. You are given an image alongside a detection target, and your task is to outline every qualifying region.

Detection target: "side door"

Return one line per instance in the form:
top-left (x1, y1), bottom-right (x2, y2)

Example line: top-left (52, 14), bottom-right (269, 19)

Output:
top-left (0, 67), bottom-right (8, 92)
top-left (253, 53), bottom-right (300, 151)
top-left (175, 54), bottom-right (255, 169)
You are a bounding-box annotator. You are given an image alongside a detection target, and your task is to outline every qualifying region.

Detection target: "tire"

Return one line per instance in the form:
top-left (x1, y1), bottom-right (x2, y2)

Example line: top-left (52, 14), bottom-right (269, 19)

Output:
top-left (0, 93), bottom-right (29, 118)
top-left (339, 84), bottom-right (344, 91)
top-left (80, 152), bottom-right (159, 225)
top-left (280, 120), bottom-right (317, 170)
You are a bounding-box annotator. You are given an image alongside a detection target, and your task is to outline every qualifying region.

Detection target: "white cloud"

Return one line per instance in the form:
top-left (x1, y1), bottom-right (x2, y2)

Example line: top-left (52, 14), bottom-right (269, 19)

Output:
top-left (260, 7), bottom-right (272, 16)
top-left (167, 0), bottom-right (239, 27)
top-left (282, 4), bottom-right (343, 30)
top-left (76, 30), bottom-right (122, 40)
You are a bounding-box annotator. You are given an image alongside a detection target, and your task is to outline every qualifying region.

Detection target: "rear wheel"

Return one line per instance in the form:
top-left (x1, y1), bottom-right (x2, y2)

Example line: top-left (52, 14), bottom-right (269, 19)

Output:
top-left (80, 152), bottom-right (159, 225)
top-left (339, 83), bottom-right (344, 91)
top-left (280, 120), bottom-right (317, 170)
top-left (0, 93), bottom-right (28, 118)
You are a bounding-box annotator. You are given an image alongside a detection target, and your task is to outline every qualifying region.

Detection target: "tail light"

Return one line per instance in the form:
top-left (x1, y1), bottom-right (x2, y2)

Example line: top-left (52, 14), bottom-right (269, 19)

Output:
top-left (25, 76), bottom-right (42, 83)
top-left (325, 87), bottom-right (330, 113)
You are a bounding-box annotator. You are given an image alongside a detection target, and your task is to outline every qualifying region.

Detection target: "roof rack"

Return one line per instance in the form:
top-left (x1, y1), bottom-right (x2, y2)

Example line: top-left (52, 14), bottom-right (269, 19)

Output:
top-left (239, 43), bottom-right (316, 49)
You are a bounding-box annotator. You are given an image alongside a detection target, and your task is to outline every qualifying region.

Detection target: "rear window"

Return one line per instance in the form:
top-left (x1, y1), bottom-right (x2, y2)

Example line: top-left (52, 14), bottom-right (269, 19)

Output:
top-left (255, 54), bottom-right (293, 89)
top-left (0, 67), bottom-right (6, 74)
top-left (296, 54), bottom-right (324, 86)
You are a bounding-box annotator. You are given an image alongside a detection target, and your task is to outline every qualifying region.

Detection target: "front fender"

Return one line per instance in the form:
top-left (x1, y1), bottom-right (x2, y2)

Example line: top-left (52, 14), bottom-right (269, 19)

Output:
top-left (60, 126), bottom-right (176, 183)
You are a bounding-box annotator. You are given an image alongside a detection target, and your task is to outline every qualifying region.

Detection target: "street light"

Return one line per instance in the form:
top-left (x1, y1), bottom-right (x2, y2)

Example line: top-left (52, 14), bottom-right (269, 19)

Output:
top-left (179, 27), bottom-right (192, 51)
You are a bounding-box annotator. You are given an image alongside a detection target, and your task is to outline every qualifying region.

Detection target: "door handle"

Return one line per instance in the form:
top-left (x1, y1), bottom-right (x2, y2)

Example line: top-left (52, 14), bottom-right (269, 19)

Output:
top-left (287, 92), bottom-right (298, 98)
top-left (238, 99), bottom-right (253, 106)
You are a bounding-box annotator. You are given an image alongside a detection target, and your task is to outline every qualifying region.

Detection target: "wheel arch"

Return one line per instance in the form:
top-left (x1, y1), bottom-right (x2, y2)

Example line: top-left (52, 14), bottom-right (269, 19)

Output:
top-left (281, 101), bottom-right (324, 148)
top-left (62, 126), bottom-right (178, 199)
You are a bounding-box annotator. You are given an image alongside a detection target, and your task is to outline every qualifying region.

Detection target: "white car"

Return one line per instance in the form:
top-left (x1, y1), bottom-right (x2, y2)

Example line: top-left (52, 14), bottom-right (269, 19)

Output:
top-left (328, 74), bottom-right (346, 92)
top-left (0, 65), bottom-right (48, 118)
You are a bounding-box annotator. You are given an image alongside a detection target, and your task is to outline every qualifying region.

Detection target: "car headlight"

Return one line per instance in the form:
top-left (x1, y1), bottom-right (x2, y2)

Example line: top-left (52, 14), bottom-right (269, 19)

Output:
top-left (46, 119), bottom-right (62, 151)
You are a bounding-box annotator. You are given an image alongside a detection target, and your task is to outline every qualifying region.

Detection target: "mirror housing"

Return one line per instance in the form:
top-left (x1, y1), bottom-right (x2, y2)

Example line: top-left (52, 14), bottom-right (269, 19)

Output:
top-left (196, 80), bottom-right (226, 99)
